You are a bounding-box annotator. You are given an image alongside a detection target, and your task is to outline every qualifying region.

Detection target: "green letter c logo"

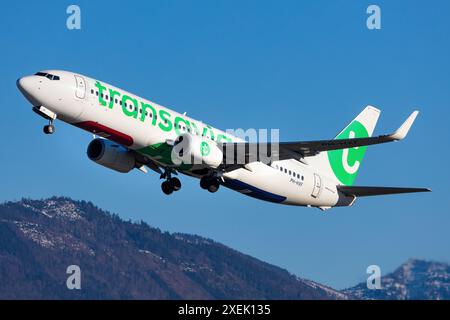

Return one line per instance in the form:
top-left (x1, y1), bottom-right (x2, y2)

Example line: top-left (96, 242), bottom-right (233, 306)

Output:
top-left (327, 121), bottom-right (369, 185)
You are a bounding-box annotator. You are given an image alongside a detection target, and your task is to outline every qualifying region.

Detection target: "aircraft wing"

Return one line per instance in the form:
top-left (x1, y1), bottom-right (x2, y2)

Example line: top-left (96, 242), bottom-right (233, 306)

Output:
top-left (220, 111), bottom-right (418, 165)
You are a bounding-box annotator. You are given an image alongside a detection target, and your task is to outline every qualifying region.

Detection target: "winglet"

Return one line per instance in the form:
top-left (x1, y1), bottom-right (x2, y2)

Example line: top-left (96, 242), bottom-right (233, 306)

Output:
top-left (389, 110), bottom-right (419, 141)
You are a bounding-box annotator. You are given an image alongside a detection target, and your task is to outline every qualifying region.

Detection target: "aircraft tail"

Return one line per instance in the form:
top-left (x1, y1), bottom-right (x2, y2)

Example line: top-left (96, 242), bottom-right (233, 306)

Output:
top-left (307, 106), bottom-right (381, 186)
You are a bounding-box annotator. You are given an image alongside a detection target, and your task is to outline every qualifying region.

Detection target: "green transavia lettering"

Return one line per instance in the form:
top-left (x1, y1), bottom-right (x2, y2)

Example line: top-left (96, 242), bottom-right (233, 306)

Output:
top-left (94, 81), bottom-right (232, 143)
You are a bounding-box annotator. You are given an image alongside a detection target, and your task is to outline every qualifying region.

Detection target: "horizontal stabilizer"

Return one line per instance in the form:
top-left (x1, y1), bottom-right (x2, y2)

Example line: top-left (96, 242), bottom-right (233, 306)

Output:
top-left (337, 185), bottom-right (431, 197)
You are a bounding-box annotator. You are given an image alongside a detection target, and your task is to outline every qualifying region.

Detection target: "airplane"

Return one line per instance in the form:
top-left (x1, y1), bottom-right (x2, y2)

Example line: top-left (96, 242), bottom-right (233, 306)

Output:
top-left (16, 70), bottom-right (430, 210)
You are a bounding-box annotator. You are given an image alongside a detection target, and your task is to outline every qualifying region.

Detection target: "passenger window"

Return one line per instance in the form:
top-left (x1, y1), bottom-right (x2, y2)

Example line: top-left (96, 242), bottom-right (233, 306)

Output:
top-left (96, 91), bottom-right (98, 96)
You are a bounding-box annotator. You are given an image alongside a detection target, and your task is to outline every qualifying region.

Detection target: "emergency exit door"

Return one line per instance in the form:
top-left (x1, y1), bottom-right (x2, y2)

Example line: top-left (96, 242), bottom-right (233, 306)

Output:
top-left (311, 173), bottom-right (322, 198)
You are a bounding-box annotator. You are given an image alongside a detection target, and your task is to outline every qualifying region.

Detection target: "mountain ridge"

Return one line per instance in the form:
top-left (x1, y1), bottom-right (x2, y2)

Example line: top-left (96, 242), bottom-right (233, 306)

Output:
top-left (0, 196), bottom-right (346, 299)
top-left (1, 197), bottom-right (448, 300)
top-left (344, 258), bottom-right (450, 300)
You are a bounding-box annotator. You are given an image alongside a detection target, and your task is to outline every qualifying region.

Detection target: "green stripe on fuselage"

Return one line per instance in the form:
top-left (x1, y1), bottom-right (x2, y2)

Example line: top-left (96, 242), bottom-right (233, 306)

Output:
top-left (137, 143), bottom-right (193, 171)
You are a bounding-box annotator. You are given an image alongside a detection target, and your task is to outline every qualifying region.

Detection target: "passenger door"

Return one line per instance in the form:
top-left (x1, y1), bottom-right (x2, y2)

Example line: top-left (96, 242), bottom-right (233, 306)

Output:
top-left (74, 75), bottom-right (86, 99)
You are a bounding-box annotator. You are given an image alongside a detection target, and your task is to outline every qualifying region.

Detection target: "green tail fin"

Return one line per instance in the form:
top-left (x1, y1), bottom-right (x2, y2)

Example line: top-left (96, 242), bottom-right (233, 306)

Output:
top-left (327, 106), bottom-right (380, 185)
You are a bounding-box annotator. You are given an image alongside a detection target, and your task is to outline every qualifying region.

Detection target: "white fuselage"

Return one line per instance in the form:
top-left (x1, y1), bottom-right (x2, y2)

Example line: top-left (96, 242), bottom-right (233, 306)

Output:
top-left (17, 70), bottom-right (354, 209)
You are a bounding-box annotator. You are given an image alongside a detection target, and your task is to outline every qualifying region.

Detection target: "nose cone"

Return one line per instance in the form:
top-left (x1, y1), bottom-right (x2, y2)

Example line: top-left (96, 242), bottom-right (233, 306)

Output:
top-left (17, 76), bottom-right (40, 106)
top-left (17, 76), bottom-right (33, 94)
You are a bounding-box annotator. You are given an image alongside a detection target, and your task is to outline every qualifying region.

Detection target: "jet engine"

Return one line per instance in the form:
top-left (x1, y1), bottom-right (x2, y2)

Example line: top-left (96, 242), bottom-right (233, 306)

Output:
top-left (172, 133), bottom-right (223, 169)
top-left (87, 138), bottom-right (135, 173)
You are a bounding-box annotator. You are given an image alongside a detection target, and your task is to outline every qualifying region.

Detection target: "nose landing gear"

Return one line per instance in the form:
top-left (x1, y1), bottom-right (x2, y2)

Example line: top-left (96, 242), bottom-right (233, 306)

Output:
top-left (160, 168), bottom-right (181, 195)
top-left (43, 120), bottom-right (55, 135)
top-left (32, 106), bottom-right (57, 135)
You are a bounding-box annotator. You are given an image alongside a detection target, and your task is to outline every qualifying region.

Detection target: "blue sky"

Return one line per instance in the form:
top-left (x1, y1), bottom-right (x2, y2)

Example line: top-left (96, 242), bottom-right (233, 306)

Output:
top-left (0, 0), bottom-right (449, 289)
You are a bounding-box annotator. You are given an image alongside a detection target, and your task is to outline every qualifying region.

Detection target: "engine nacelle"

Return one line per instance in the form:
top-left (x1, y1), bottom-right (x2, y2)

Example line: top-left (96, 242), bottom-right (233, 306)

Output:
top-left (172, 133), bottom-right (223, 169)
top-left (87, 138), bottom-right (135, 173)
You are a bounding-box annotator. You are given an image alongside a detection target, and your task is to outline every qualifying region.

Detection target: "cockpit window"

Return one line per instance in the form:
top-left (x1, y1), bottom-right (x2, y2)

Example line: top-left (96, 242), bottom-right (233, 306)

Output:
top-left (34, 72), bottom-right (60, 80)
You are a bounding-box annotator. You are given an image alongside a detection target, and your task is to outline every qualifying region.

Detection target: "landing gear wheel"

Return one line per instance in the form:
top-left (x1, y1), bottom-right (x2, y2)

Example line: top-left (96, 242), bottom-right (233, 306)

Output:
top-left (43, 124), bottom-right (55, 135)
top-left (207, 180), bottom-right (220, 193)
top-left (200, 176), bottom-right (210, 190)
top-left (170, 177), bottom-right (181, 191)
top-left (161, 180), bottom-right (174, 195)
top-left (160, 168), bottom-right (181, 194)
top-left (200, 176), bottom-right (220, 193)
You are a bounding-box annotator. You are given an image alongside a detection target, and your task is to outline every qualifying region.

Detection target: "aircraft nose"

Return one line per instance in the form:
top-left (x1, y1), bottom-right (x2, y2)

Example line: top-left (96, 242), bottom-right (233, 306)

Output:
top-left (16, 76), bottom-right (34, 94)
top-left (17, 75), bottom-right (41, 106)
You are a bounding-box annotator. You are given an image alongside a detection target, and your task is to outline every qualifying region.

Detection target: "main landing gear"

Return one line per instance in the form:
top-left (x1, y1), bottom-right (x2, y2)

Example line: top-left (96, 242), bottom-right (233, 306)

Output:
top-left (160, 168), bottom-right (181, 195)
top-left (200, 175), bottom-right (220, 193)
